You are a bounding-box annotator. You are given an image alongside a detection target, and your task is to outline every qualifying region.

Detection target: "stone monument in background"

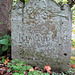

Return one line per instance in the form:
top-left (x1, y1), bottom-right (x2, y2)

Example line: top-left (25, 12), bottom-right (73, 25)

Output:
top-left (11, 0), bottom-right (72, 72)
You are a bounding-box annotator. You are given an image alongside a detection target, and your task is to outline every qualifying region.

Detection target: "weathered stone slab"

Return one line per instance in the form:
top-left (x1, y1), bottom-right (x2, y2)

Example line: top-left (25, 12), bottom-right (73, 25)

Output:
top-left (11, 0), bottom-right (72, 72)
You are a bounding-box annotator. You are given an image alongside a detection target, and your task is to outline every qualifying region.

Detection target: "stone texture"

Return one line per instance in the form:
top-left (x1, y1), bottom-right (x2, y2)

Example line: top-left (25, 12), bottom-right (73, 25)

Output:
top-left (0, 0), bottom-right (13, 36)
top-left (11, 0), bottom-right (72, 72)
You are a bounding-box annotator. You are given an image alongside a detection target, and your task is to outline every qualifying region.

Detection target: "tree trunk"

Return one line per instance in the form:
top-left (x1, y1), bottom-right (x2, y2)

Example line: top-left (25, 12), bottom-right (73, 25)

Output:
top-left (0, 0), bottom-right (13, 36)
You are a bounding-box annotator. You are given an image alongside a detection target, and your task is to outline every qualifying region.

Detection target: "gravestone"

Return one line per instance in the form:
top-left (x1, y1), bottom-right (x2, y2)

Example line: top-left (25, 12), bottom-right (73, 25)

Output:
top-left (11, 0), bottom-right (72, 72)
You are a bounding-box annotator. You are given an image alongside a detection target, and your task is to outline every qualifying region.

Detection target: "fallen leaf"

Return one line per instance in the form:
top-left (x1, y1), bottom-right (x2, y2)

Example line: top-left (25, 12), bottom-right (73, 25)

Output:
top-left (35, 66), bottom-right (39, 70)
top-left (71, 56), bottom-right (75, 61)
top-left (71, 63), bottom-right (75, 68)
top-left (71, 47), bottom-right (75, 50)
top-left (24, 71), bottom-right (27, 75)
top-left (34, 66), bottom-right (41, 71)
top-left (0, 67), bottom-right (6, 74)
top-left (0, 63), bottom-right (4, 67)
top-left (4, 57), bottom-right (10, 65)
top-left (50, 71), bottom-right (54, 74)
top-left (29, 68), bottom-right (34, 72)
top-left (44, 65), bottom-right (51, 72)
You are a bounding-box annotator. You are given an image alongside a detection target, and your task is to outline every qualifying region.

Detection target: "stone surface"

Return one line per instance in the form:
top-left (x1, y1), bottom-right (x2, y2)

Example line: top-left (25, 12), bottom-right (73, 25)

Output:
top-left (0, 0), bottom-right (13, 36)
top-left (11, 0), bottom-right (72, 72)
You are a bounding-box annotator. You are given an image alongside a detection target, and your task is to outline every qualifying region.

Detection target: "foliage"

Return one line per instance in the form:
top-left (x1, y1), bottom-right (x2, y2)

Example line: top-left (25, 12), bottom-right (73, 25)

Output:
top-left (66, 71), bottom-right (73, 75)
top-left (72, 29), bottom-right (75, 34)
top-left (0, 32), bottom-right (2, 34)
top-left (72, 5), bottom-right (75, 25)
top-left (0, 57), bottom-right (75, 75)
top-left (1, 56), bottom-right (5, 64)
top-left (28, 70), bottom-right (49, 75)
top-left (7, 59), bottom-right (27, 74)
top-left (0, 34), bottom-right (11, 55)
top-left (13, 0), bottom-right (29, 7)
top-left (54, 0), bottom-right (68, 5)
top-left (6, 58), bottom-right (75, 75)
top-left (72, 5), bottom-right (75, 34)
top-left (71, 56), bottom-right (75, 66)
top-left (13, 0), bottom-right (68, 6)
top-left (71, 38), bottom-right (75, 47)
top-left (0, 22), bottom-right (2, 24)
top-left (7, 59), bottom-right (50, 75)
top-left (71, 59), bottom-right (75, 65)
top-left (0, 22), bottom-right (2, 33)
